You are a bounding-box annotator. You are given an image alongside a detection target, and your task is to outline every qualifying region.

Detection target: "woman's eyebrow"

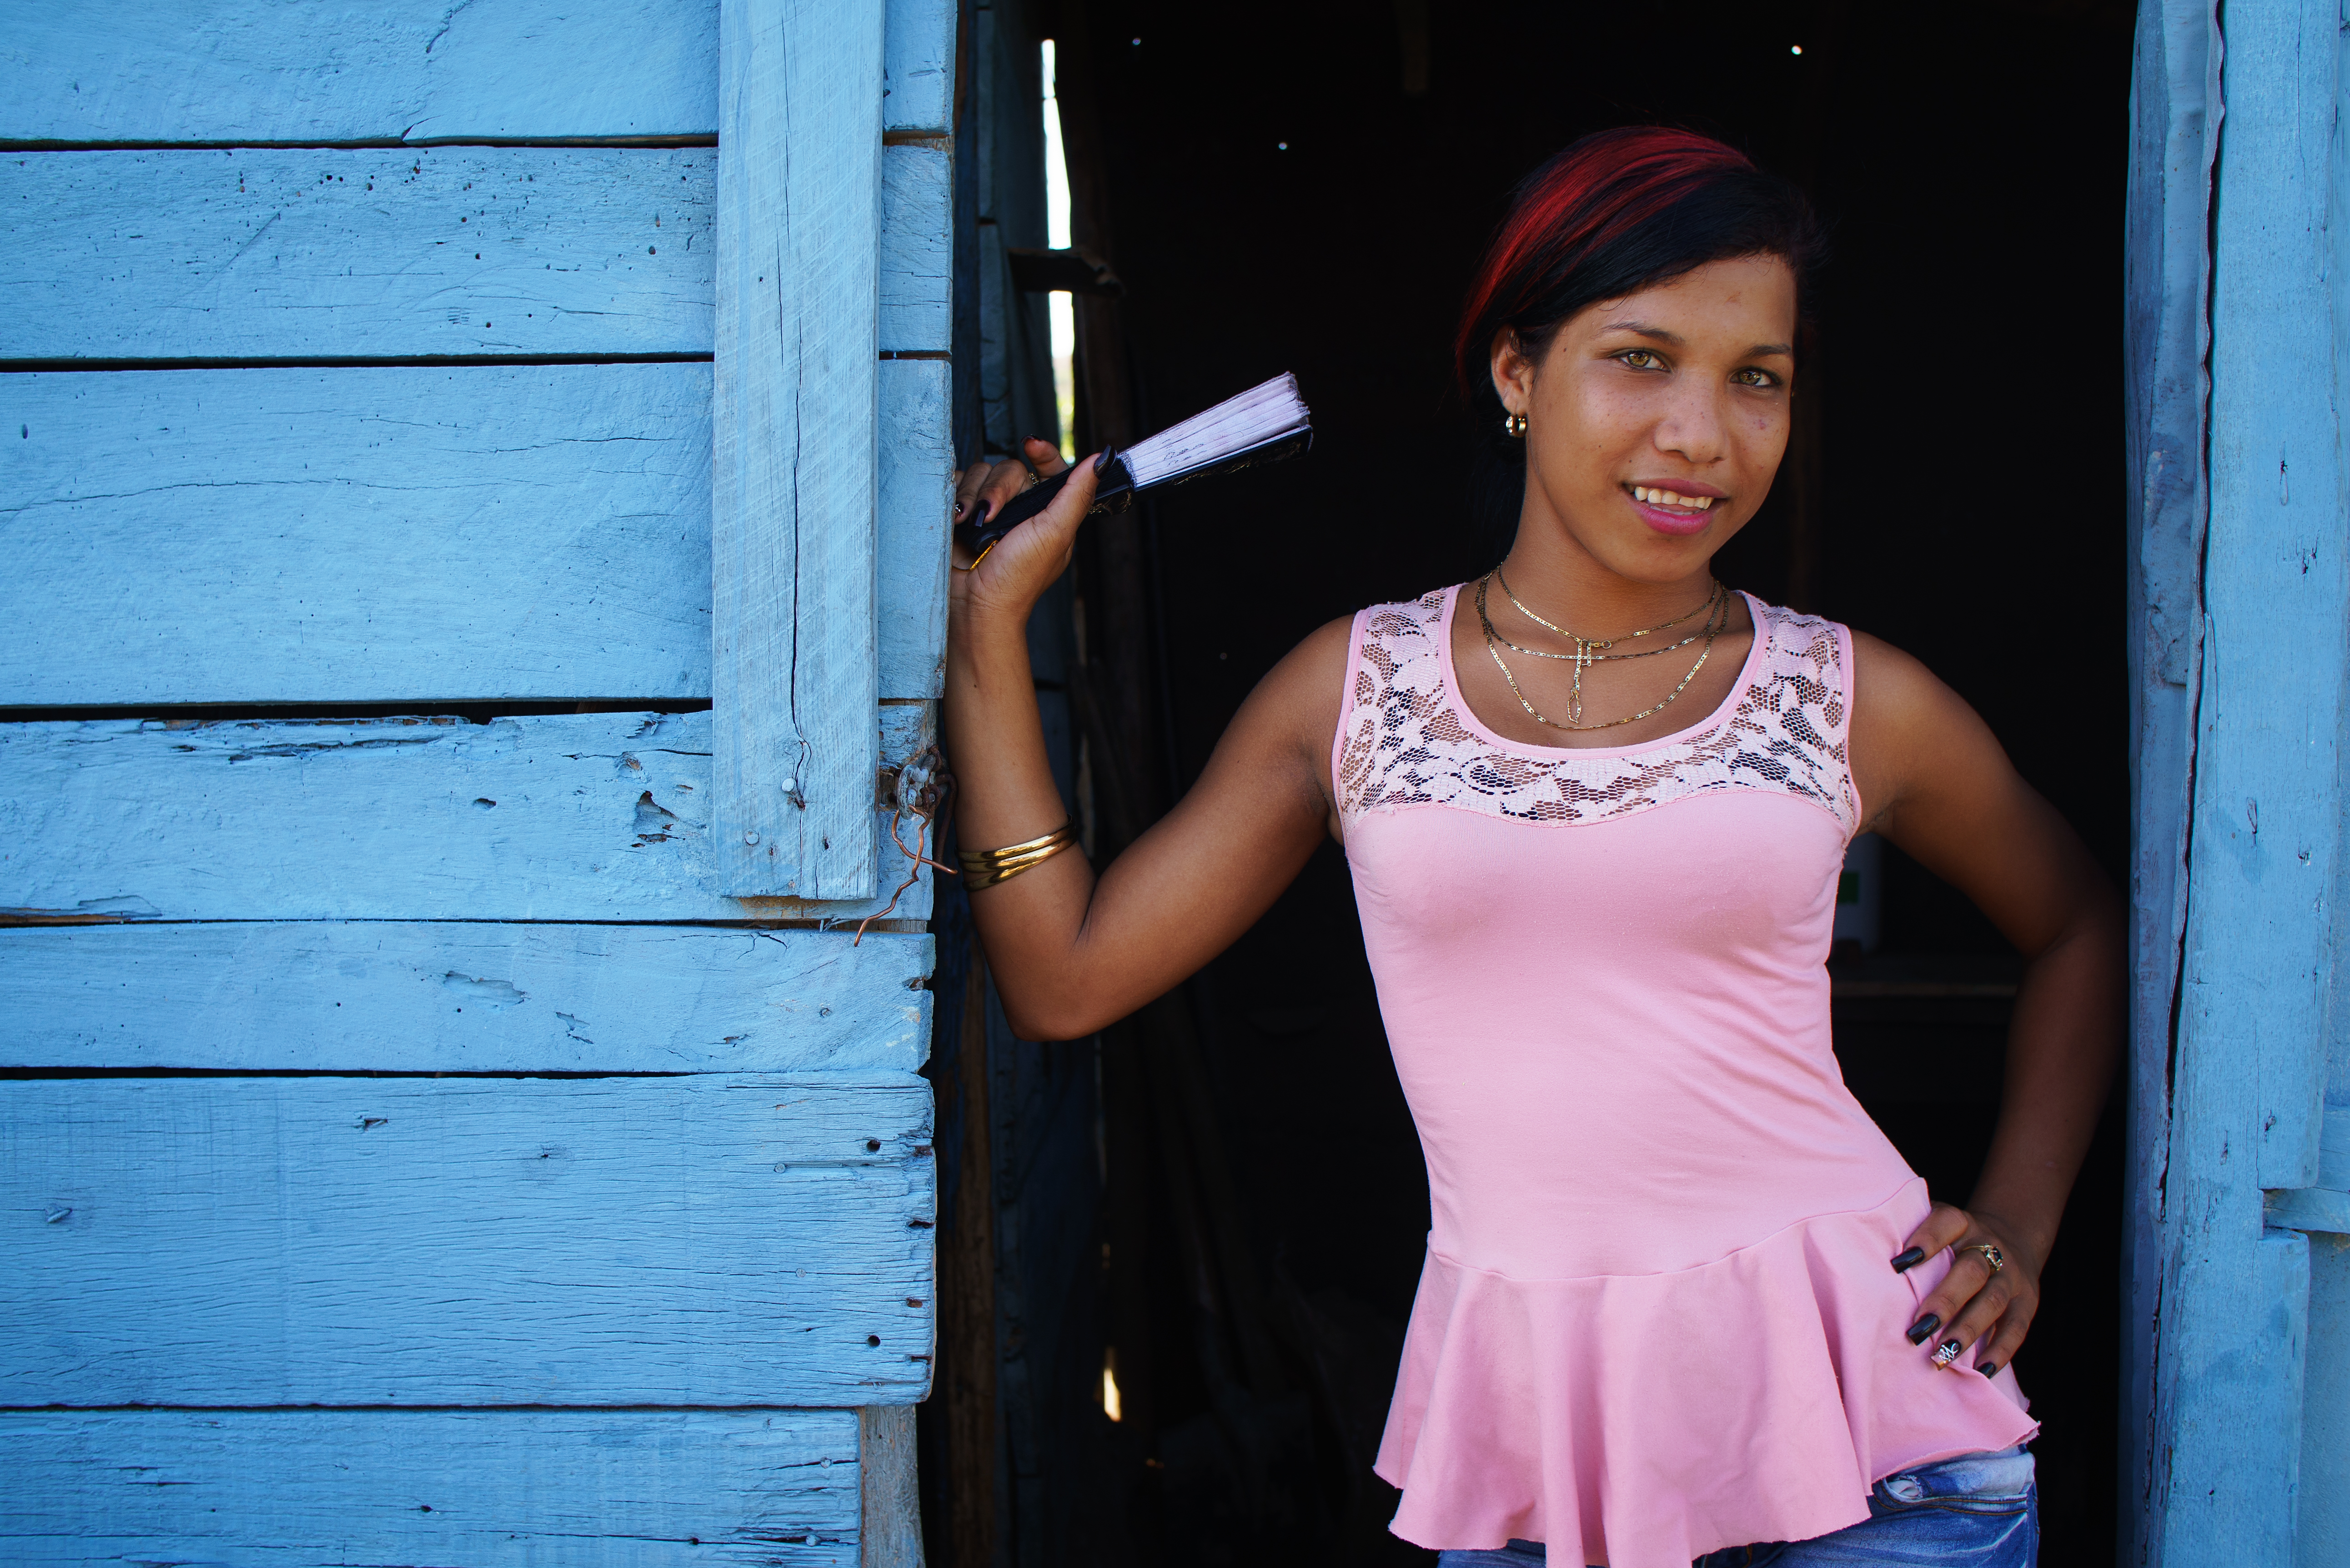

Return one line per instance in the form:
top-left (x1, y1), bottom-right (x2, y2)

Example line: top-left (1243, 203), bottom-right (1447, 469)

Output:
top-left (1599, 321), bottom-right (1793, 359)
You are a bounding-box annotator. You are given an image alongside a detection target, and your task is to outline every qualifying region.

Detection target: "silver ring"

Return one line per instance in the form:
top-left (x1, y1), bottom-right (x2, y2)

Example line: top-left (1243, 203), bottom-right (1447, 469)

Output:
top-left (1962, 1242), bottom-right (2005, 1274)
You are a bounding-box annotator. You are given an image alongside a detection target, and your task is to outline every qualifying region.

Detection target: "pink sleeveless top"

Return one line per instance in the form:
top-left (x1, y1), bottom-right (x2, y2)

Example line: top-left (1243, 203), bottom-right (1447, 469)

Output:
top-left (1331, 586), bottom-right (2038, 1565)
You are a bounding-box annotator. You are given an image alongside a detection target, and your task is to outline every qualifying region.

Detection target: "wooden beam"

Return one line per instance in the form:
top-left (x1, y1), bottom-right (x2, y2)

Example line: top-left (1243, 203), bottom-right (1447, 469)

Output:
top-left (883, 0), bottom-right (956, 135)
top-left (0, 707), bottom-right (936, 925)
top-left (937, 956), bottom-right (996, 1568)
top-left (1, 364), bottom-right (711, 705)
top-left (0, 922), bottom-right (930, 1073)
top-left (879, 144), bottom-right (953, 354)
top-left (879, 357), bottom-right (954, 698)
top-left (0, 0), bottom-right (721, 144)
top-left (0, 147), bottom-right (714, 361)
top-left (0, 364), bottom-right (946, 705)
top-left (2, 0), bottom-right (949, 146)
top-left (3, 1074), bottom-right (935, 1406)
top-left (0, 143), bottom-right (949, 365)
top-left (0, 1407), bottom-right (861, 1566)
top-left (859, 1405), bottom-right (926, 1568)
top-left (2150, 3), bottom-right (2341, 1562)
top-left (2120, 5), bottom-right (2218, 1560)
top-left (714, 0), bottom-right (884, 900)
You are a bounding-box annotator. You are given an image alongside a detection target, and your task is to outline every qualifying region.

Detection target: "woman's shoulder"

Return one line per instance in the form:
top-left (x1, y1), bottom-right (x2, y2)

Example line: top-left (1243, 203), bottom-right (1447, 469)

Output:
top-left (1841, 624), bottom-right (1943, 708)
top-left (1239, 590), bottom-right (1455, 773)
top-left (1263, 586), bottom-right (1455, 688)
top-left (1251, 611), bottom-right (1360, 722)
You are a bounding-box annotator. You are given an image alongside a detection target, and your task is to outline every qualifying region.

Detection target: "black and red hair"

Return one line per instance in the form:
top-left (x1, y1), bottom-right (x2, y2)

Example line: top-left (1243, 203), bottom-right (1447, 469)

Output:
top-left (1457, 127), bottom-right (1824, 543)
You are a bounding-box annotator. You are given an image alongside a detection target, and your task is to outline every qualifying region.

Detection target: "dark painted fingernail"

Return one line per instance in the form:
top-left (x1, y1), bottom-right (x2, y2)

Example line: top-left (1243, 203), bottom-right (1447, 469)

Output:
top-left (1933, 1339), bottom-right (1963, 1366)
top-left (1092, 450), bottom-right (1110, 472)
top-left (1978, 1362), bottom-right (2000, 1378)
top-left (1906, 1313), bottom-right (1942, 1346)
top-left (968, 500), bottom-right (990, 527)
top-left (1890, 1247), bottom-right (1927, 1273)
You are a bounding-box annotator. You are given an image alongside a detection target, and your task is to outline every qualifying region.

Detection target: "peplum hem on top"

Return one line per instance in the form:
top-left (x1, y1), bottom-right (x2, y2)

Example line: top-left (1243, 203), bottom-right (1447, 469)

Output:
top-left (1373, 1178), bottom-right (2039, 1568)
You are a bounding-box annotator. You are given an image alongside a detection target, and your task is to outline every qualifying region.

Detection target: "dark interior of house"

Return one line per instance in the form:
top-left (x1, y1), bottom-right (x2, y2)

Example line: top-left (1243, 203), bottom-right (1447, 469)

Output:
top-left (921, 2), bottom-right (2139, 1563)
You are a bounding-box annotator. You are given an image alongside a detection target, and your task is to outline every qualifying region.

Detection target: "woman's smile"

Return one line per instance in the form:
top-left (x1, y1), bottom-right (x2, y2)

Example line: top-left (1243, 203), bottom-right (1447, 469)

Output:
top-left (1625, 481), bottom-right (1724, 535)
top-left (1493, 252), bottom-right (1796, 586)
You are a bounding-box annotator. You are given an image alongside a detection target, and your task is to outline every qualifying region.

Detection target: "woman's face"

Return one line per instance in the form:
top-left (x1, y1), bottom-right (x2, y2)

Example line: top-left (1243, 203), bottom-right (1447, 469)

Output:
top-left (1492, 253), bottom-right (1796, 584)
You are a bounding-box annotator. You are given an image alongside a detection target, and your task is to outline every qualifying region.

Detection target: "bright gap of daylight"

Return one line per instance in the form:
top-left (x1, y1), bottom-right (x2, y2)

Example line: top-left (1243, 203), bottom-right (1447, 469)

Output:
top-left (1044, 40), bottom-right (1076, 457)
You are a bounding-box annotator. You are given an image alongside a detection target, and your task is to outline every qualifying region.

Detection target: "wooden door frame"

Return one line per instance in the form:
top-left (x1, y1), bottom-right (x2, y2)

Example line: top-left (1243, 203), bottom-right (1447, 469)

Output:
top-left (2125, 4), bottom-right (2350, 1563)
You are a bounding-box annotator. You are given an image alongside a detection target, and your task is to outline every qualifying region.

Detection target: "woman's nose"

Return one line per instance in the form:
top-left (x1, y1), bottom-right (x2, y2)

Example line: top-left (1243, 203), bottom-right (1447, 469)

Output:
top-left (1654, 387), bottom-right (1729, 464)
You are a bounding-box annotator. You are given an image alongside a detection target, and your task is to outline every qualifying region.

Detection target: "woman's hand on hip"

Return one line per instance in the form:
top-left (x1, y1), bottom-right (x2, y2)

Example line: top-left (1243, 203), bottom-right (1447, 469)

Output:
top-left (950, 437), bottom-right (1096, 628)
top-left (1893, 1201), bottom-right (2040, 1377)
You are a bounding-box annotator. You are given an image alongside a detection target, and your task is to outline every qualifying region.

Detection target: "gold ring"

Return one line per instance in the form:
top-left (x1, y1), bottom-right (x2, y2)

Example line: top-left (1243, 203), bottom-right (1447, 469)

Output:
top-left (1961, 1242), bottom-right (2004, 1274)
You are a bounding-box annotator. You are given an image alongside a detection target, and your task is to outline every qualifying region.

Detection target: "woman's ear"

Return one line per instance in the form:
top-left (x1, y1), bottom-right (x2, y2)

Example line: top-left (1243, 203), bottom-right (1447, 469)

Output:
top-left (1490, 328), bottom-right (1535, 417)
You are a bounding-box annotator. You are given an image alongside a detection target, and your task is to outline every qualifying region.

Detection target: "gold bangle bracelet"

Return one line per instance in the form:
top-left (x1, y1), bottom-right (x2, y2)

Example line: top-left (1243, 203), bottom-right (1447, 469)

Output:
top-left (959, 822), bottom-right (1078, 890)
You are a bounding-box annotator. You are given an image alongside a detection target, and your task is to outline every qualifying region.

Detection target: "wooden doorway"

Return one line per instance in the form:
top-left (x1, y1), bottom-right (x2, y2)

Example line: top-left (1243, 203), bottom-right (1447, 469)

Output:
top-left (946, 2), bottom-right (2140, 1563)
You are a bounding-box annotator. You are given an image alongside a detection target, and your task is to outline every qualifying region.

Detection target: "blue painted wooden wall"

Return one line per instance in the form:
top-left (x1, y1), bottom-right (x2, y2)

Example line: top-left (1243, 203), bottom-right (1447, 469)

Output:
top-left (2126, 4), bottom-right (2350, 1564)
top-left (0, 2), bottom-right (957, 1561)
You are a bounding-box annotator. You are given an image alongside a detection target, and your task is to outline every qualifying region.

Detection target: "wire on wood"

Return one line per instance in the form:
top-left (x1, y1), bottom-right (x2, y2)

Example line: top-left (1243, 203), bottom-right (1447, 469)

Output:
top-left (856, 746), bottom-right (954, 944)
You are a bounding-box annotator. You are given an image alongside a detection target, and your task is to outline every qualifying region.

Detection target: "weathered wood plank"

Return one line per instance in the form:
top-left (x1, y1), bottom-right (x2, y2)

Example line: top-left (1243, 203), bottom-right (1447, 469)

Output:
top-left (2203, 5), bottom-right (2346, 1198)
top-left (2265, 1104), bottom-right (2350, 1235)
top-left (2153, 5), bottom-right (2339, 1564)
top-left (0, 1), bottom-right (719, 143)
top-left (0, 147), bottom-right (713, 361)
top-left (884, 0), bottom-right (956, 134)
top-left (0, 923), bottom-right (929, 1073)
top-left (2, 1075), bottom-right (935, 1406)
top-left (879, 359), bottom-right (953, 698)
top-left (1, 143), bottom-right (944, 363)
top-left (2269, 1186), bottom-right (2350, 1236)
top-left (1, 364), bottom-right (950, 704)
top-left (2121, 7), bottom-right (2218, 1561)
top-left (0, 364), bottom-right (710, 705)
top-left (859, 1405), bottom-right (924, 1568)
top-left (880, 144), bottom-right (953, 353)
top-left (714, 0), bottom-right (884, 899)
top-left (2300, 1232), bottom-right (2350, 1568)
top-left (0, 706), bottom-right (939, 924)
top-left (2154, 1227), bottom-right (2310, 1563)
top-left (0, 1407), bottom-right (860, 1567)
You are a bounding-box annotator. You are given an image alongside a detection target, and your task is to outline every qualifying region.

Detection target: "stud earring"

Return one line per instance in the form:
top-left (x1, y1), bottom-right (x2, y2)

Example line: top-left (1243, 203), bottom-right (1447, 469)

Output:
top-left (1503, 412), bottom-right (1528, 438)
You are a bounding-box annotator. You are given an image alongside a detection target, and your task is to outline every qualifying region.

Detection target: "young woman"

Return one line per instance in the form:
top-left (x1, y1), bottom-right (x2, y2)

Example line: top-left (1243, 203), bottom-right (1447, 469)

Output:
top-left (942, 128), bottom-right (2120, 1568)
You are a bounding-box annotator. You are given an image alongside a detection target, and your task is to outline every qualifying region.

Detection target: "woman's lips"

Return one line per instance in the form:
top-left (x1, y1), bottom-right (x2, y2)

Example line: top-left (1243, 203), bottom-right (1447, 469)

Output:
top-left (1625, 485), bottom-right (1720, 537)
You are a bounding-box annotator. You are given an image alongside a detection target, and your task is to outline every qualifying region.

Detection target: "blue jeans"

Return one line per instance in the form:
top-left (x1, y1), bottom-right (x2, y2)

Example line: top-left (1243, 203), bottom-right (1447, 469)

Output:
top-left (1433, 1446), bottom-right (2038, 1568)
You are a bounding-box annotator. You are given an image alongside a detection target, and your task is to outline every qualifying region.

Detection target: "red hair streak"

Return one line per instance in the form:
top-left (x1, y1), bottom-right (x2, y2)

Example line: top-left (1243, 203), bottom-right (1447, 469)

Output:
top-left (1454, 129), bottom-right (1759, 401)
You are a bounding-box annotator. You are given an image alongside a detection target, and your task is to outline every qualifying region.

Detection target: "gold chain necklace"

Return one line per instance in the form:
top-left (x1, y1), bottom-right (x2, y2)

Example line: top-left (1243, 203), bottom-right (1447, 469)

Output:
top-left (1493, 565), bottom-right (1722, 660)
top-left (1475, 572), bottom-right (1732, 731)
top-left (1485, 573), bottom-right (1724, 680)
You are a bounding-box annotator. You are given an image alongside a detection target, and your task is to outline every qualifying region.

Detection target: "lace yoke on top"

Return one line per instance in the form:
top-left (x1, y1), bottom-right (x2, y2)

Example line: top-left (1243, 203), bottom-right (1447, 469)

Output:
top-left (1335, 587), bottom-right (1860, 834)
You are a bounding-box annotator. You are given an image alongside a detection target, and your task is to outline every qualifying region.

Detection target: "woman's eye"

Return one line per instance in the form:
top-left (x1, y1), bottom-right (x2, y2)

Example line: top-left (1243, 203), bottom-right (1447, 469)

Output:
top-left (1617, 350), bottom-right (1665, 371)
top-left (1732, 367), bottom-right (1780, 388)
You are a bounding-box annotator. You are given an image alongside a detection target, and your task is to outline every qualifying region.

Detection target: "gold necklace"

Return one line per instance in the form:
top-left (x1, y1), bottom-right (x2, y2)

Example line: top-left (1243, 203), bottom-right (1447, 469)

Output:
top-left (1475, 573), bottom-right (1732, 731)
top-left (1493, 565), bottom-right (1722, 659)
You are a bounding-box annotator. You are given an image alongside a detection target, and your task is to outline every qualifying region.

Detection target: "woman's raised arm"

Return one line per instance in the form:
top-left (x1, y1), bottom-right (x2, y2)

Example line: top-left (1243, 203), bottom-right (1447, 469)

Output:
top-left (943, 440), bottom-right (1348, 1041)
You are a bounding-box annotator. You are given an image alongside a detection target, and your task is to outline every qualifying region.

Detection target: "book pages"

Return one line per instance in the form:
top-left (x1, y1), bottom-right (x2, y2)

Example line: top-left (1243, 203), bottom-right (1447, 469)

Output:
top-left (1121, 373), bottom-right (1311, 488)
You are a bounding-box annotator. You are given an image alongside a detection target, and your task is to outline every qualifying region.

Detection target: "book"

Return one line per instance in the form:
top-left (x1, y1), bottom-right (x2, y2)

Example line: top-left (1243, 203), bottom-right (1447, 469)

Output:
top-left (957, 372), bottom-right (1312, 557)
